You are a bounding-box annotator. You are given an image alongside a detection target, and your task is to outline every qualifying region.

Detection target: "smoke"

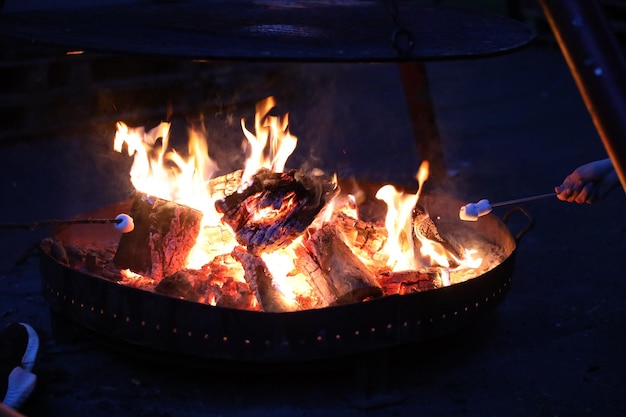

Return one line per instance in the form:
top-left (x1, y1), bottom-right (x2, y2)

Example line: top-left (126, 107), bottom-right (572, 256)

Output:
top-left (284, 62), bottom-right (421, 186)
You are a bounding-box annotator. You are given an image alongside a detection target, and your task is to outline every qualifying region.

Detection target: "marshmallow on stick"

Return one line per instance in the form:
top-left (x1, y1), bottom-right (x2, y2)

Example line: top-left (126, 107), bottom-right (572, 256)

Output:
top-left (459, 199), bottom-right (492, 221)
top-left (459, 192), bottom-right (555, 221)
top-left (114, 213), bottom-right (135, 233)
top-left (0, 213), bottom-right (135, 232)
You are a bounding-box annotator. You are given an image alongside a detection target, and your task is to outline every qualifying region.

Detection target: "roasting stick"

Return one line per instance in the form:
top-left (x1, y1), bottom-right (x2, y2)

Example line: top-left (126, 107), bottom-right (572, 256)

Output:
top-left (490, 192), bottom-right (556, 207)
top-left (460, 192), bottom-right (556, 221)
top-left (0, 213), bottom-right (135, 233)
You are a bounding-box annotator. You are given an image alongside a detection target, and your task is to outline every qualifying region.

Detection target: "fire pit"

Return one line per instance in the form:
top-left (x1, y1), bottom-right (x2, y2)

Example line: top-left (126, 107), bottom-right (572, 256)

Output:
top-left (0, 1), bottom-right (535, 364)
top-left (38, 97), bottom-right (526, 363)
top-left (39, 194), bottom-right (520, 363)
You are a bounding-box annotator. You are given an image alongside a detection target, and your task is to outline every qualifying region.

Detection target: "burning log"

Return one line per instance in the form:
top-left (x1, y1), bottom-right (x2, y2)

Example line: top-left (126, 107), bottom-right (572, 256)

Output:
top-left (231, 246), bottom-right (294, 312)
top-left (333, 211), bottom-right (388, 267)
top-left (113, 192), bottom-right (203, 281)
top-left (208, 169), bottom-right (243, 200)
top-left (303, 223), bottom-right (383, 305)
top-left (118, 269), bottom-right (156, 291)
top-left (153, 255), bottom-right (260, 311)
top-left (377, 269), bottom-right (443, 296)
top-left (413, 205), bottom-right (464, 266)
top-left (215, 168), bottom-right (339, 255)
top-left (40, 237), bottom-right (69, 266)
top-left (201, 253), bottom-right (259, 311)
top-left (292, 244), bottom-right (340, 308)
top-left (154, 270), bottom-right (201, 301)
top-left (205, 276), bottom-right (260, 310)
top-left (41, 237), bottom-right (123, 281)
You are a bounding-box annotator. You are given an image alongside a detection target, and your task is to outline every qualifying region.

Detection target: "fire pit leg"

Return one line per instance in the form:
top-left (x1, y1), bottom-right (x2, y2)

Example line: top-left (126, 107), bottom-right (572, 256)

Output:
top-left (398, 62), bottom-right (448, 186)
top-left (349, 350), bottom-right (406, 409)
top-left (539, 0), bottom-right (626, 193)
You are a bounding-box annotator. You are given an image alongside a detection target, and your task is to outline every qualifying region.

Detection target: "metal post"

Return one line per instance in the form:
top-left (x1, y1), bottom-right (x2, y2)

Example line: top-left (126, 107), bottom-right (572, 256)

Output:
top-left (398, 62), bottom-right (447, 186)
top-left (539, 0), bottom-right (626, 193)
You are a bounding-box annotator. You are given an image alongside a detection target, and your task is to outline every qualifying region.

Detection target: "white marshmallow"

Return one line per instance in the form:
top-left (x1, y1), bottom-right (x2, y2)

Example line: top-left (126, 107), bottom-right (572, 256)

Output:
top-left (460, 204), bottom-right (479, 221)
top-left (459, 199), bottom-right (492, 222)
top-left (475, 199), bottom-right (493, 216)
top-left (114, 213), bottom-right (135, 233)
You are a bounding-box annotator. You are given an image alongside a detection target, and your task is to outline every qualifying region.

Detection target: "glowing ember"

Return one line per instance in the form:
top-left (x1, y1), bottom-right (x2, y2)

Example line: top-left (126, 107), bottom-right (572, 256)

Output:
top-left (111, 96), bottom-right (490, 311)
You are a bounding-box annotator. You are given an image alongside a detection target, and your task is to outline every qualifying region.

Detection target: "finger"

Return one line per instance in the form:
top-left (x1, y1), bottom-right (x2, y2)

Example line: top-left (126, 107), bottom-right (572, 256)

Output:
top-left (561, 174), bottom-right (581, 188)
top-left (575, 183), bottom-right (594, 204)
top-left (583, 187), bottom-right (598, 204)
top-left (555, 183), bottom-right (576, 201)
top-left (555, 189), bottom-right (571, 201)
top-left (566, 192), bottom-right (580, 203)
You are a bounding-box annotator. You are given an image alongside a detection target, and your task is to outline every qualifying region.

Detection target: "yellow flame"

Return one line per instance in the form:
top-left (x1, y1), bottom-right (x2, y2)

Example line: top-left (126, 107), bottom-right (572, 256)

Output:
top-left (376, 184), bottom-right (419, 271)
top-left (239, 96), bottom-right (298, 190)
top-left (311, 173), bottom-right (339, 227)
top-left (416, 235), bottom-right (450, 268)
top-left (120, 268), bottom-right (146, 280)
top-left (374, 160), bottom-right (430, 272)
top-left (414, 230), bottom-right (483, 276)
top-left (114, 96), bottom-right (301, 273)
top-left (376, 160), bottom-right (482, 278)
top-left (113, 121), bottom-right (218, 219)
top-left (260, 237), bottom-right (307, 309)
top-left (415, 160), bottom-right (429, 200)
top-left (114, 99), bottom-right (484, 306)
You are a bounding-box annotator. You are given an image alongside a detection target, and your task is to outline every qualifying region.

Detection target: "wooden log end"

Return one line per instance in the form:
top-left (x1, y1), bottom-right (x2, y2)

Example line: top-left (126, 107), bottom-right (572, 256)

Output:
top-left (113, 192), bottom-right (203, 281)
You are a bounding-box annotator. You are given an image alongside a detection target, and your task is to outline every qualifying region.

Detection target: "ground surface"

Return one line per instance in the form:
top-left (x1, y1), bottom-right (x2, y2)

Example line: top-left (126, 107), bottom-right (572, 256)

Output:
top-left (1, 37), bottom-right (625, 417)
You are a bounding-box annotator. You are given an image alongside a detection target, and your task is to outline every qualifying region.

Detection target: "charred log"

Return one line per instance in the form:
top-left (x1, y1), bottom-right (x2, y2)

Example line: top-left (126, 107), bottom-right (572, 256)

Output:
top-left (40, 237), bottom-right (123, 281)
top-left (413, 204), bottom-right (464, 266)
top-left (202, 254), bottom-right (260, 311)
top-left (377, 269), bottom-right (442, 296)
top-left (304, 223), bottom-right (383, 305)
top-left (40, 237), bottom-right (69, 266)
top-left (206, 277), bottom-right (260, 310)
top-left (113, 192), bottom-right (203, 281)
top-left (215, 168), bottom-right (339, 255)
top-left (154, 256), bottom-right (260, 311)
top-left (155, 271), bottom-right (201, 300)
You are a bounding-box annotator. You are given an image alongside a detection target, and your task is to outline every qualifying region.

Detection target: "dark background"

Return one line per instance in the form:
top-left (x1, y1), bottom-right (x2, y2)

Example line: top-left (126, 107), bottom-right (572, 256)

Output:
top-left (1, 1), bottom-right (625, 416)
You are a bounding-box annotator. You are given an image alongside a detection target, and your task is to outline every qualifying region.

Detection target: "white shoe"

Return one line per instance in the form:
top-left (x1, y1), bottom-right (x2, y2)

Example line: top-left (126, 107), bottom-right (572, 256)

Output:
top-left (17, 323), bottom-right (39, 373)
top-left (2, 366), bottom-right (37, 409)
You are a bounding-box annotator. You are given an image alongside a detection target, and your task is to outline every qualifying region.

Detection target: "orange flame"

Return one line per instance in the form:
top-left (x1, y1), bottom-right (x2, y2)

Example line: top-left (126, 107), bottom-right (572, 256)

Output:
top-left (113, 121), bottom-right (218, 220)
top-left (114, 97), bottom-right (308, 303)
top-left (415, 160), bottom-right (429, 200)
top-left (375, 160), bottom-right (430, 271)
top-left (376, 161), bottom-right (482, 281)
top-left (239, 96), bottom-right (298, 191)
top-left (260, 236), bottom-right (310, 309)
top-left (114, 98), bottom-right (484, 306)
top-left (375, 184), bottom-right (419, 271)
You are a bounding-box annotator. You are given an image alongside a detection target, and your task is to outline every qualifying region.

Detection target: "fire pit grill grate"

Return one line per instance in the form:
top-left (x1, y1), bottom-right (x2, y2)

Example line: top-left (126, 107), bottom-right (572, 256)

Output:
top-left (0, 0), bottom-right (535, 62)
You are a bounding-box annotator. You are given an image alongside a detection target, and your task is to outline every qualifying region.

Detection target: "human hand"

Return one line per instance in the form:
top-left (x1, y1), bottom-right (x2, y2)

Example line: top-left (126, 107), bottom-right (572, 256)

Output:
top-left (555, 158), bottom-right (620, 204)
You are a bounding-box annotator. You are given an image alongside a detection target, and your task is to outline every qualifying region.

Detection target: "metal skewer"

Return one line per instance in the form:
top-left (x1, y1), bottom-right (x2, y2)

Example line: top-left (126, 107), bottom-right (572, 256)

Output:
top-left (490, 192), bottom-right (556, 208)
top-left (0, 218), bottom-right (122, 230)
